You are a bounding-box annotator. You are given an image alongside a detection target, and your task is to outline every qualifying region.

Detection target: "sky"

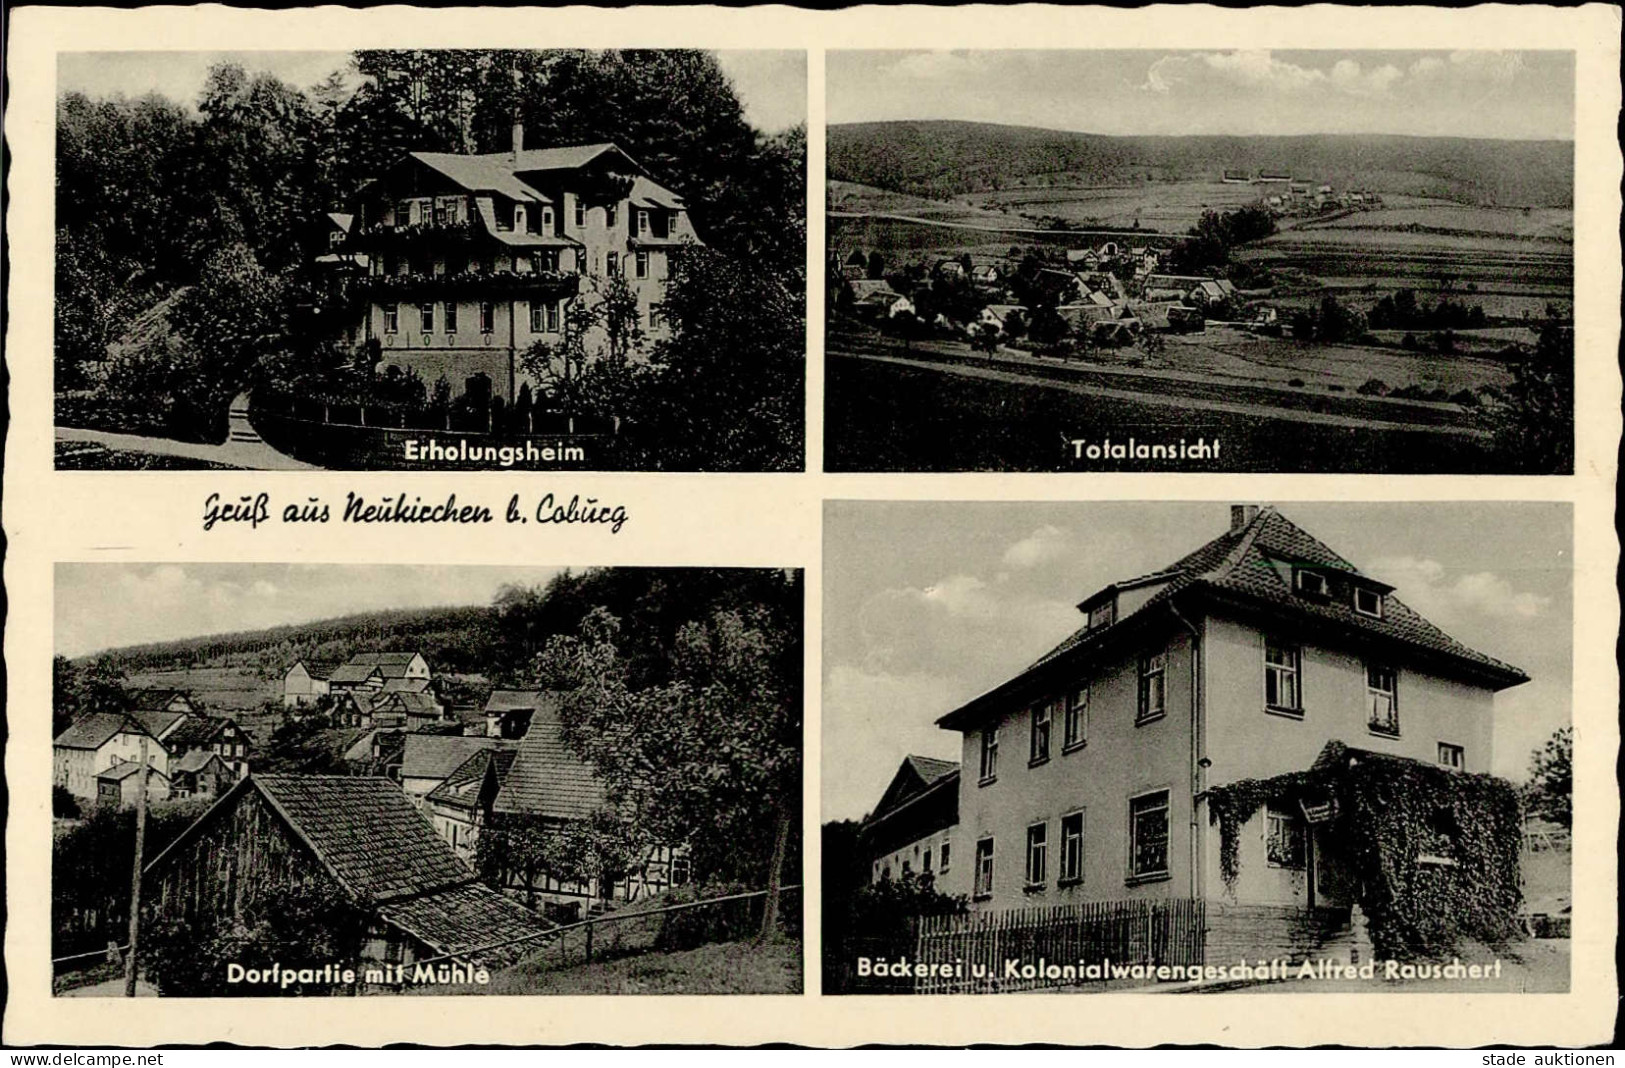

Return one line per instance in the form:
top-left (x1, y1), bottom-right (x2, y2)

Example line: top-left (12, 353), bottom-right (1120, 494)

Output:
top-left (57, 49), bottom-right (806, 134)
top-left (828, 50), bottom-right (1574, 140)
top-left (821, 501), bottom-right (1573, 821)
top-left (54, 563), bottom-right (566, 658)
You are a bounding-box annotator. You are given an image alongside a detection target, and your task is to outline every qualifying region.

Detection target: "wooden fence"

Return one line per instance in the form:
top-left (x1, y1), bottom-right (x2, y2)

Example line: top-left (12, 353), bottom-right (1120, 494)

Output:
top-left (890, 898), bottom-right (1207, 994)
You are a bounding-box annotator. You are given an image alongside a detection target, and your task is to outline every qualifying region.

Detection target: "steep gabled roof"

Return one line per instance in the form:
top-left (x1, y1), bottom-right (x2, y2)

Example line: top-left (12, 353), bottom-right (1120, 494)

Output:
top-left (126, 688), bottom-right (192, 711)
top-left (249, 775), bottom-right (473, 902)
top-left (426, 748), bottom-right (518, 811)
top-left (484, 689), bottom-right (555, 714)
top-left (870, 754), bottom-right (960, 822)
top-left (173, 749), bottom-right (225, 776)
top-left (130, 708), bottom-right (188, 740)
top-left (409, 153), bottom-right (552, 204)
top-left (99, 759), bottom-right (169, 783)
top-left (54, 712), bottom-right (149, 751)
top-left (329, 664), bottom-right (383, 685)
top-left (491, 708), bottom-right (606, 820)
top-left (165, 715), bottom-right (235, 751)
top-left (401, 734), bottom-right (502, 783)
top-left (942, 507), bottom-right (1528, 731)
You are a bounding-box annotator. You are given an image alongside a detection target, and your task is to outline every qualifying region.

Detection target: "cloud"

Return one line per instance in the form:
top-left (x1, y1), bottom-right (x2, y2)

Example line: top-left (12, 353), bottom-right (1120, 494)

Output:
top-left (1368, 556), bottom-right (1551, 621)
top-left (891, 51), bottom-right (989, 81)
top-left (822, 665), bottom-right (964, 820)
top-left (1002, 524), bottom-right (1073, 569)
top-left (1144, 50), bottom-right (1329, 95)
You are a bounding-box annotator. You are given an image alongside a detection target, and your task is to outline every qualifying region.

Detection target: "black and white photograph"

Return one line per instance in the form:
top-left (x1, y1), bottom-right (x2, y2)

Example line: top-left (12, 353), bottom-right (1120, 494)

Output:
top-left (821, 501), bottom-right (1571, 993)
top-left (825, 50), bottom-right (1575, 474)
top-left (51, 564), bottom-right (803, 995)
top-left (54, 49), bottom-right (807, 471)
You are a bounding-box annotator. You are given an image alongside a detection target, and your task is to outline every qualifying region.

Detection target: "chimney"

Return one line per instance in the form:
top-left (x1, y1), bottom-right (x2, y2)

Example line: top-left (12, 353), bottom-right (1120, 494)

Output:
top-left (1230, 505), bottom-right (1259, 532)
top-left (511, 119), bottom-right (524, 160)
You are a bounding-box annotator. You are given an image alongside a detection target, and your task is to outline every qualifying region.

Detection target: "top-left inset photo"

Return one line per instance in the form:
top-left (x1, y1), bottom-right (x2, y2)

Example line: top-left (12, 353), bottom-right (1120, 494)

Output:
top-left (54, 49), bottom-right (808, 471)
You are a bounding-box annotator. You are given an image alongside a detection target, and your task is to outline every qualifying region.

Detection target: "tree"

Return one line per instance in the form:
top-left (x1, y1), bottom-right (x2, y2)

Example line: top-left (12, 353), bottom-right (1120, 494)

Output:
top-left (627, 247), bottom-right (803, 471)
top-left (534, 581), bottom-right (802, 942)
top-left (1484, 324), bottom-right (1574, 474)
top-left (1523, 726), bottom-right (1572, 828)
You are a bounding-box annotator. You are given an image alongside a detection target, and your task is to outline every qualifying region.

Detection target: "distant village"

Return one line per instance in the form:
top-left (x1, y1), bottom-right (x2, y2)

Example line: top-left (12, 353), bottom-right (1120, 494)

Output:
top-left (831, 170), bottom-right (1384, 347)
top-left (54, 648), bottom-right (684, 973)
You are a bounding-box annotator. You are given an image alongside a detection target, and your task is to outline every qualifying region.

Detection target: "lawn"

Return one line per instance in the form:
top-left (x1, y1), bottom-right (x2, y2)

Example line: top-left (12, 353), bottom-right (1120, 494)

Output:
top-left (417, 937), bottom-right (804, 996)
top-left (55, 440), bottom-right (237, 471)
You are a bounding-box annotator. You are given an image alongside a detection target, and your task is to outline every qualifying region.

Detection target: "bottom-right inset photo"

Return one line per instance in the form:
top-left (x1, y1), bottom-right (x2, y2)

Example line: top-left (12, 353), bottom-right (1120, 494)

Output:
top-left (821, 500), bottom-right (1572, 995)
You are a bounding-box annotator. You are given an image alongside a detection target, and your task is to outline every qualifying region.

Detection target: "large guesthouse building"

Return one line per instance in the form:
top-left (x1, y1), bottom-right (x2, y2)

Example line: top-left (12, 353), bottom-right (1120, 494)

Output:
top-left (338, 126), bottom-right (699, 402)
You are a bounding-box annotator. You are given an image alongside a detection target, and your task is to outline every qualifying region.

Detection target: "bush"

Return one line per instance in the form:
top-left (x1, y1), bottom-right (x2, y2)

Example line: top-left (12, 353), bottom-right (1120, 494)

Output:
top-left (53, 785), bottom-right (82, 819)
top-left (655, 881), bottom-right (761, 951)
top-left (1357, 378), bottom-right (1390, 397)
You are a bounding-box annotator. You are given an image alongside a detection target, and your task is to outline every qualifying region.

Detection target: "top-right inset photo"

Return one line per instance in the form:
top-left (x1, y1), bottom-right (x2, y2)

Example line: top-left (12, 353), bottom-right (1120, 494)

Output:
top-left (825, 50), bottom-right (1574, 475)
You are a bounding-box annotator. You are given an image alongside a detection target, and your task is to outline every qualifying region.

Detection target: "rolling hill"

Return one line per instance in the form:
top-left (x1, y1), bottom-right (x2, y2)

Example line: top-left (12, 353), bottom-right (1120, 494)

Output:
top-left (828, 121), bottom-right (1573, 209)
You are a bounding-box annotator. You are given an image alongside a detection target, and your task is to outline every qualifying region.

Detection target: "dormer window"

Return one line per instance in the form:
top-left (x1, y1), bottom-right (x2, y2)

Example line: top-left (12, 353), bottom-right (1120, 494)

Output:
top-left (1295, 569), bottom-right (1329, 598)
top-left (1087, 599), bottom-right (1116, 630)
top-left (541, 206), bottom-right (554, 231)
top-left (1354, 587), bottom-right (1384, 618)
top-left (636, 209), bottom-right (650, 236)
top-left (575, 202), bottom-right (586, 228)
top-left (513, 205), bottom-right (527, 232)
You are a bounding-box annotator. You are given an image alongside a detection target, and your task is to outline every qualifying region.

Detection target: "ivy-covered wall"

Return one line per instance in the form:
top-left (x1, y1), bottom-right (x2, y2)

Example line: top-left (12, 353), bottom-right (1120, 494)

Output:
top-left (1208, 743), bottom-right (1524, 960)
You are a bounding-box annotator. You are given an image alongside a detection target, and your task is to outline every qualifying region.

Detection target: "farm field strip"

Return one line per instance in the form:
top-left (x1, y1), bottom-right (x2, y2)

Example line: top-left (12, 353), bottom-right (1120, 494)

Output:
top-left (826, 342), bottom-right (1489, 438)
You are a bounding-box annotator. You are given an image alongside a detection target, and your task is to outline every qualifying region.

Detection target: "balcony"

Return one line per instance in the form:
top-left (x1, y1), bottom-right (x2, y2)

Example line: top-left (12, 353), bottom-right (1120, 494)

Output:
top-left (353, 219), bottom-right (483, 252)
top-left (355, 269), bottom-right (580, 303)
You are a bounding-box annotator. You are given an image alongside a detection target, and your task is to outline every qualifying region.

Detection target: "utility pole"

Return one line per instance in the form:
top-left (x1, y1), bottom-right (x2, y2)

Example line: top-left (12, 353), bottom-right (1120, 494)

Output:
top-left (124, 732), bottom-right (150, 997)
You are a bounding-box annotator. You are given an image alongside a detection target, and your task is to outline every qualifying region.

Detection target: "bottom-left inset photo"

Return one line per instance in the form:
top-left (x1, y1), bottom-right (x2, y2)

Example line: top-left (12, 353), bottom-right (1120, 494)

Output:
top-left (50, 563), bottom-right (803, 997)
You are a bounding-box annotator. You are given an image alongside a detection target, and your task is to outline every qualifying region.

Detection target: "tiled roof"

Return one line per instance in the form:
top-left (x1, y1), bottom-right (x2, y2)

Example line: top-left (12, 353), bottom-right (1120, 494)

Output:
top-left (382, 677), bottom-right (432, 694)
top-left (174, 749), bottom-right (224, 775)
top-left (401, 734), bottom-right (502, 783)
top-left (165, 716), bottom-right (228, 751)
top-left (254, 775), bottom-right (473, 903)
top-left (329, 664), bottom-right (382, 685)
top-left (126, 688), bottom-right (190, 711)
top-left (1028, 507), bottom-right (1522, 681)
top-left (484, 690), bottom-right (556, 714)
top-left (377, 690), bottom-right (442, 717)
top-left (411, 153), bottom-right (552, 204)
top-left (492, 708), bottom-right (606, 820)
top-left (426, 749), bottom-right (517, 810)
top-left (905, 755), bottom-right (959, 784)
top-left (510, 143), bottom-right (625, 173)
top-left (346, 652), bottom-right (423, 679)
top-left (99, 759), bottom-right (168, 783)
top-left (946, 507), bottom-right (1527, 731)
top-left (377, 882), bottom-right (552, 966)
top-left (130, 709), bottom-right (188, 740)
top-left (54, 712), bottom-right (146, 750)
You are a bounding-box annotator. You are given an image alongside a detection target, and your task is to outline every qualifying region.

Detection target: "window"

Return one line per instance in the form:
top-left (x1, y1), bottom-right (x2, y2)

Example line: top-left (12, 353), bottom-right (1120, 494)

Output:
top-left (1025, 823), bottom-right (1048, 887)
top-left (1266, 806), bottom-right (1307, 868)
top-left (574, 201), bottom-right (586, 228)
top-left (635, 250), bottom-right (650, 279)
top-left (541, 207), bottom-right (554, 231)
top-left (978, 727), bottom-right (999, 783)
top-left (328, 228), bottom-right (345, 248)
top-left (397, 200), bottom-right (414, 226)
top-left (1137, 651), bottom-right (1167, 724)
top-left (529, 302), bottom-right (545, 333)
top-left (1367, 664), bottom-right (1399, 736)
top-left (1437, 743), bottom-right (1464, 769)
top-left (1354, 587), bottom-right (1384, 618)
top-left (515, 254), bottom-right (532, 275)
top-left (479, 302), bottom-right (494, 333)
top-left (636, 208), bottom-right (649, 235)
top-left (468, 257), bottom-right (483, 274)
top-left (433, 201), bottom-right (447, 227)
top-left (1059, 811), bottom-right (1085, 884)
top-left (940, 841), bottom-right (950, 872)
top-left (922, 848), bottom-right (932, 874)
top-left (1064, 686), bottom-right (1089, 749)
top-left (443, 302), bottom-right (458, 335)
top-left (1264, 641), bottom-right (1302, 713)
top-left (1030, 701), bottom-right (1053, 764)
top-left (606, 252), bottom-right (620, 276)
top-left (1296, 570), bottom-right (1329, 597)
top-left (974, 838), bottom-right (995, 898)
top-left (605, 204), bottom-right (618, 228)
top-left (513, 205), bottom-right (527, 232)
top-left (1129, 790), bottom-right (1170, 881)
top-left (382, 303), bottom-right (399, 334)
top-left (649, 305), bottom-right (663, 330)
top-left (419, 303), bottom-right (434, 334)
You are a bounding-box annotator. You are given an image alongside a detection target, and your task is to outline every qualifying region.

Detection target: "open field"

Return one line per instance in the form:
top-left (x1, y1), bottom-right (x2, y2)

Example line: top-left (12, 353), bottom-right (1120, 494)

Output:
top-left (825, 335), bottom-right (1503, 474)
top-left (969, 179), bottom-right (1266, 232)
top-left (126, 665), bottom-right (278, 719)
